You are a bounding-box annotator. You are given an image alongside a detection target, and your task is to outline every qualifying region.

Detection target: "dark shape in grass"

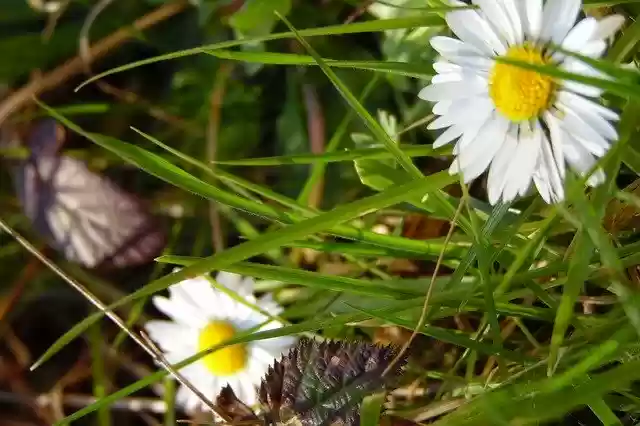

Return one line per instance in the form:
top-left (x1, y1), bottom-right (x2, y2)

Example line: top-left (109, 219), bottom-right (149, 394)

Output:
top-left (8, 119), bottom-right (166, 269)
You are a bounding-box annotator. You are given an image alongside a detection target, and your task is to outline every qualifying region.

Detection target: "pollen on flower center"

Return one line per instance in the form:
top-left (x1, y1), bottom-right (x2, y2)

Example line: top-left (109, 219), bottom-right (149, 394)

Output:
top-left (489, 45), bottom-right (556, 122)
top-left (197, 321), bottom-right (247, 376)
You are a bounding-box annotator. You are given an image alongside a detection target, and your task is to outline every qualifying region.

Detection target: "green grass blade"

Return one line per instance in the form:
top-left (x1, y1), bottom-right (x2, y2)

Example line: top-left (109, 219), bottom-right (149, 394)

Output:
top-left (548, 232), bottom-right (593, 375)
top-left (277, 11), bottom-right (466, 231)
top-left (360, 393), bottom-right (386, 426)
top-left (34, 171), bottom-right (454, 369)
top-left (353, 305), bottom-right (531, 362)
top-left (204, 50), bottom-right (433, 79)
top-left (588, 398), bottom-right (623, 426)
top-left (297, 76), bottom-right (379, 204)
top-left (495, 56), bottom-right (640, 100)
top-left (213, 145), bottom-right (443, 166)
top-left (76, 15), bottom-right (445, 91)
top-left (156, 256), bottom-right (419, 298)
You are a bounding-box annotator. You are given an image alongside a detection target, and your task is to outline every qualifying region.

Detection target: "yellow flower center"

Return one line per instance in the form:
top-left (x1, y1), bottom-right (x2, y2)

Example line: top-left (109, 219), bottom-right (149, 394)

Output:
top-left (197, 321), bottom-right (247, 376)
top-left (489, 45), bottom-right (556, 122)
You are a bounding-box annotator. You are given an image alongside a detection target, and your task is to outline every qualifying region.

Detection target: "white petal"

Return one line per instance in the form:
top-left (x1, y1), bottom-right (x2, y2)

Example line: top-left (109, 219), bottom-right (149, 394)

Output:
top-left (543, 111), bottom-right (566, 179)
top-left (562, 18), bottom-right (597, 53)
top-left (446, 55), bottom-right (494, 72)
top-left (579, 40), bottom-right (607, 58)
top-left (452, 108), bottom-right (495, 155)
top-left (487, 124), bottom-right (518, 204)
top-left (431, 73), bottom-right (463, 84)
top-left (433, 100), bottom-right (453, 116)
top-left (253, 336), bottom-right (296, 358)
top-left (564, 135), bottom-right (595, 173)
top-left (175, 364), bottom-right (213, 412)
top-left (563, 135), bottom-right (606, 187)
top-left (238, 276), bottom-right (257, 297)
top-left (591, 15), bottom-right (625, 41)
top-left (557, 94), bottom-right (618, 141)
top-left (428, 115), bottom-right (456, 130)
top-left (429, 38), bottom-right (493, 72)
top-left (433, 60), bottom-right (461, 74)
top-left (215, 271), bottom-right (243, 290)
top-left (561, 59), bottom-right (604, 98)
top-left (418, 79), bottom-right (487, 102)
top-left (540, 0), bottom-right (581, 43)
top-left (499, 0), bottom-right (523, 44)
top-left (587, 169), bottom-right (606, 187)
top-left (237, 372), bottom-right (258, 406)
top-left (446, 8), bottom-right (506, 55)
top-left (557, 90), bottom-right (619, 122)
top-left (169, 277), bottom-right (224, 318)
top-left (524, 0), bottom-right (543, 38)
top-left (535, 133), bottom-right (565, 203)
top-left (502, 123), bottom-right (541, 201)
top-left (433, 124), bottom-right (465, 148)
top-left (152, 295), bottom-right (208, 328)
top-left (428, 96), bottom-right (493, 129)
top-left (434, 100), bottom-right (494, 149)
top-left (144, 320), bottom-right (195, 352)
top-left (558, 108), bottom-right (611, 156)
top-left (257, 294), bottom-right (285, 316)
top-left (473, 0), bottom-right (517, 45)
top-left (457, 114), bottom-right (509, 182)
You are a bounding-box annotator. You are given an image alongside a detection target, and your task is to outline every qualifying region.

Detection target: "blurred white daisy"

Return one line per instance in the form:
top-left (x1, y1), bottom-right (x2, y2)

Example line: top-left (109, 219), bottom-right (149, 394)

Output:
top-left (144, 271), bottom-right (295, 413)
top-left (419, 0), bottom-right (624, 204)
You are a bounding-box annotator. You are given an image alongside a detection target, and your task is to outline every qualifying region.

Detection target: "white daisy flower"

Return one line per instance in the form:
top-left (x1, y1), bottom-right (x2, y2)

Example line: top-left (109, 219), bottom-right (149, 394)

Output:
top-left (418, 0), bottom-right (624, 204)
top-left (144, 271), bottom-right (295, 413)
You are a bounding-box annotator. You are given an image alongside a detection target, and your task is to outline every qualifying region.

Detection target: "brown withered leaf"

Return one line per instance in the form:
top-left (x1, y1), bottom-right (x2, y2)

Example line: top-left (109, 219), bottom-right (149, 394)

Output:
top-left (216, 385), bottom-right (261, 424)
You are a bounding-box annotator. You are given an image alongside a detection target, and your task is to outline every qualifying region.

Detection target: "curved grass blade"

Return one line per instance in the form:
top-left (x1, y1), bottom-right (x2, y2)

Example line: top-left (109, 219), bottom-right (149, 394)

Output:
top-left (34, 169), bottom-right (455, 369)
top-left (205, 50), bottom-right (433, 79)
top-left (276, 12), bottom-right (465, 230)
top-left (76, 15), bottom-right (445, 91)
top-left (213, 145), bottom-right (444, 166)
top-left (350, 305), bottom-right (531, 362)
top-left (156, 256), bottom-right (419, 298)
top-left (45, 104), bottom-right (447, 257)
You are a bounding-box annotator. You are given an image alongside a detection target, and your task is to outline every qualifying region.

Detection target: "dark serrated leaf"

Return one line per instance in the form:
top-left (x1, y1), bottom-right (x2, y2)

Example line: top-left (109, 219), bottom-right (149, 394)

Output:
top-left (259, 338), bottom-right (407, 426)
top-left (216, 385), bottom-right (261, 424)
top-left (214, 338), bottom-right (406, 426)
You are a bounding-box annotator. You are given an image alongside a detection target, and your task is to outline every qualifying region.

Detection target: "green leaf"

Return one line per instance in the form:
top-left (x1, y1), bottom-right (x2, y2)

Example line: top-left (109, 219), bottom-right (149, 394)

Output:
top-left (229, 0), bottom-right (292, 36)
top-left (360, 393), bottom-right (387, 426)
top-left (352, 110), bottom-right (404, 191)
top-left (588, 398), bottom-right (623, 426)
